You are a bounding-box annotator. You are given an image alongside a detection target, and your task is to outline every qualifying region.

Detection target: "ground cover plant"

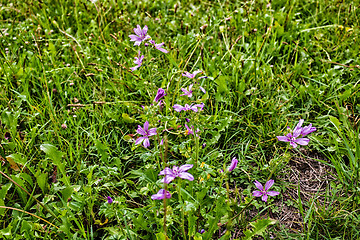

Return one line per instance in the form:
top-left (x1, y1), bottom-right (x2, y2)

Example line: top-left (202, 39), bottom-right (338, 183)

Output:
top-left (0, 0), bottom-right (360, 239)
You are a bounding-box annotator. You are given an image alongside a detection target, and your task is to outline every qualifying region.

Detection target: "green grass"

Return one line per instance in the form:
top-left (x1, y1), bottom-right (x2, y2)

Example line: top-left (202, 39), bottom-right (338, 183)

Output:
top-left (1, 0), bottom-right (360, 239)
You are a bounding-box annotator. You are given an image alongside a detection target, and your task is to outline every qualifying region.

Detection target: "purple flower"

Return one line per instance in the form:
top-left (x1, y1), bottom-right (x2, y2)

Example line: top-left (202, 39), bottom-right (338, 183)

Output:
top-left (276, 119), bottom-right (315, 148)
top-left (173, 103), bottom-right (204, 112)
top-left (159, 164), bottom-right (194, 184)
top-left (228, 157), bottom-right (238, 171)
top-left (129, 25), bottom-right (151, 46)
top-left (185, 124), bottom-right (200, 136)
top-left (151, 189), bottom-right (172, 200)
top-left (154, 88), bottom-right (166, 102)
top-left (149, 40), bottom-right (168, 53)
top-left (252, 179), bottom-right (280, 202)
top-left (135, 121), bottom-right (157, 148)
top-left (107, 196), bottom-right (113, 204)
top-left (182, 70), bottom-right (202, 79)
top-left (198, 229), bottom-right (205, 234)
top-left (180, 84), bottom-right (193, 98)
top-left (202, 143), bottom-right (206, 149)
top-left (130, 51), bottom-right (144, 71)
top-left (160, 139), bottom-right (164, 145)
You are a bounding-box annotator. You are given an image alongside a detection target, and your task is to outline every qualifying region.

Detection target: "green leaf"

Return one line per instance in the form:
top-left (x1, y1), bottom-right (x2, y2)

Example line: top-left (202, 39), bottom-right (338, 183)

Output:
top-left (40, 144), bottom-right (69, 185)
top-left (329, 116), bottom-right (341, 132)
top-left (242, 218), bottom-right (277, 240)
top-left (36, 172), bottom-right (48, 194)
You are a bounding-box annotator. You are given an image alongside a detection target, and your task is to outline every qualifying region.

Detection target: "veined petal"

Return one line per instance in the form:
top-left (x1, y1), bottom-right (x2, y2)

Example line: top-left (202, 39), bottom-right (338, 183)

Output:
top-left (151, 189), bottom-right (171, 200)
top-left (295, 119), bottom-right (304, 130)
top-left (261, 194), bottom-right (268, 202)
top-left (135, 137), bottom-right (145, 145)
top-left (143, 137), bottom-right (150, 148)
top-left (178, 172), bottom-right (194, 181)
top-left (267, 191), bottom-right (280, 196)
top-left (277, 136), bottom-right (290, 142)
top-left (129, 35), bottom-right (142, 42)
top-left (130, 65), bottom-right (140, 71)
top-left (293, 127), bottom-right (302, 138)
top-left (159, 167), bottom-right (174, 176)
top-left (142, 25), bottom-right (148, 35)
top-left (143, 121), bottom-right (149, 132)
top-left (179, 164), bottom-right (193, 172)
top-left (252, 191), bottom-right (263, 197)
top-left (134, 25), bottom-right (142, 36)
top-left (173, 104), bottom-right (184, 112)
top-left (148, 128), bottom-right (157, 136)
top-left (161, 175), bottom-right (176, 184)
top-left (136, 126), bottom-right (146, 135)
top-left (182, 72), bottom-right (193, 78)
top-left (254, 180), bottom-right (264, 191)
top-left (199, 86), bottom-right (206, 93)
top-left (264, 179), bottom-right (274, 191)
top-left (295, 138), bottom-right (310, 146)
top-left (190, 106), bottom-right (198, 112)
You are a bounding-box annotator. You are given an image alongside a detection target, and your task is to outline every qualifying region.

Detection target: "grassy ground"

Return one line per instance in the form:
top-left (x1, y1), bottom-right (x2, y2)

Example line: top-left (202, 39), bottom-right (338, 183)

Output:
top-left (0, 0), bottom-right (360, 239)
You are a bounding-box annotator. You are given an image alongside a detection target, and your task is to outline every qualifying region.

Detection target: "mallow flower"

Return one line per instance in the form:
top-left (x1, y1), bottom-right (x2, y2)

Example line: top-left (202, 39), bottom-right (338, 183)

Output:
top-left (182, 70), bottom-right (202, 79)
top-left (151, 189), bottom-right (171, 200)
top-left (159, 164), bottom-right (194, 184)
top-left (252, 179), bottom-right (280, 202)
top-left (180, 84), bottom-right (193, 98)
top-left (154, 88), bottom-right (166, 102)
top-left (228, 157), bottom-right (238, 171)
top-left (277, 119), bottom-right (316, 148)
top-left (135, 121), bottom-right (157, 148)
top-left (149, 40), bottom-right (168, 53)
top-left (173, 103), bottom-right (204, 112)
top-left (129, 25), bottom-right (151, 46)
top-left (107, 196), bottom-right (113, 204)
top-left (185, 124), bottom-right (200, 136)
top-left (130, 50), bottom-right (144, 71)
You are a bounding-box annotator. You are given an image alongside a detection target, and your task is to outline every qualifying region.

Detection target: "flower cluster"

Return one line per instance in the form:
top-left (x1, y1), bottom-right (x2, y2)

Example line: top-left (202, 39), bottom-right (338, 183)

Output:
top-left (127, 25), bottom-right (318, 210)
top-left (129, 25), bottom-right (168, 72)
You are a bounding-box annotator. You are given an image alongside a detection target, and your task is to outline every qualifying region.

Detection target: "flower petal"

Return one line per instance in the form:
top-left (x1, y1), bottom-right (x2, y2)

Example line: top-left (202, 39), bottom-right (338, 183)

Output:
top-left (276, 136), bottom-right (289, 142)
top-left (159, 167), bottom-right (173, 176)
top-left (135, 137), bottom-right (145, 145)
top-left (148, 128), bottom-right (157, 136)
top-left (143, 121), bottom-right (149, 132)
top-left (262, 194), bottom-right (268, 202)
top-left (264, 179), bottom-right (274, 191)
top-left (178, 172), bottom-right (194, 181)
top-left (295, 138), bottom-right (310, 146)
top-left (179, 164), bottom-right (193, 172)
top-left (254, 180), bottom-right (264, 191)
top-left (161, 175), bottom-right (176, 184)
top-left (267, 191), bottom-right (280, 196)
top-left (252, 191), bottom-right (263, 197)
top-left (192, 70), bottom-right (202, 77)
top-left (173, 104), bottom-right (184, 112)
top-left (151, 189), bottom-right (171, 200)
top-left (143, 137), bottom-right (150, 148)
top-left (199, 86), bottom-right (206, 93)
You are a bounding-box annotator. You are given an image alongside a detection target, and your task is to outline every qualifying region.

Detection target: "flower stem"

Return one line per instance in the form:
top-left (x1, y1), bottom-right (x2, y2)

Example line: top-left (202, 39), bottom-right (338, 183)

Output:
top-left (177, 179), bottom-right (186, 239)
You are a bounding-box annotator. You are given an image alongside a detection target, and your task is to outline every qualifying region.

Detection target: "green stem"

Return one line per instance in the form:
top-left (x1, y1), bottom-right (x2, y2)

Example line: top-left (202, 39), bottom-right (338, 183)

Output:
top-left (231, 198), bottom-right (255, 222)
top-left (177, 180), bottom-right (186, 239)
